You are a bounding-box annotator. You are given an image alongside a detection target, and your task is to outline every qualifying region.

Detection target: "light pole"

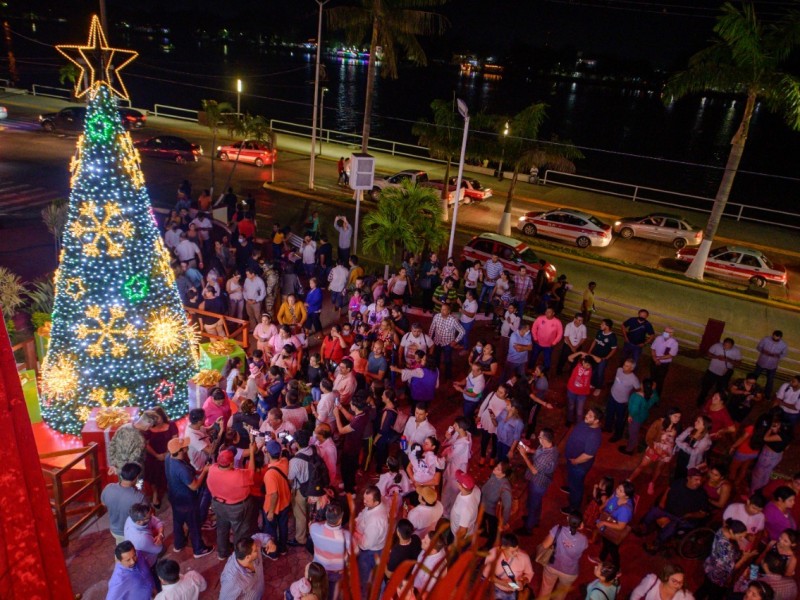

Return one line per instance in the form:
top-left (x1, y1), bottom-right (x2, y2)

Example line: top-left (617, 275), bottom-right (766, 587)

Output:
top-left (318, 87), bottom-right (328, 155)
top-left (308, 0), bottom-right (330, 190)
top-left (447, 99), bottom-right (470, 260)
top-left (236, 78), bottom-right (242, 118)
top-left (497, 121), bottom-right (509, 180)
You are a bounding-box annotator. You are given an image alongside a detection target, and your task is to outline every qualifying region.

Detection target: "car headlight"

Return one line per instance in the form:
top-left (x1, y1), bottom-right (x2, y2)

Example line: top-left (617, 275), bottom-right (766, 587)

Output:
top-left (518, 216), bottom-right (526, 221)
top-left (614, 221), bottom-right (621, 226)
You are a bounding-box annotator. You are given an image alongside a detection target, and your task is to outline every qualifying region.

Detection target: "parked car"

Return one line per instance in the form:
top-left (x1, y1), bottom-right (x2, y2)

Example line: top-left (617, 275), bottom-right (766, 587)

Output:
top-left (462, 233), bottom-right (557, 282)
top-left (614, 213), bottom-right (703, 249)
top-left (39, 106), bottom-right (146, 131)
top-left (370, 169), bottom-right (465, 205)
top-left (675, 245), bottom-right (788, 288)
top-left (216, 140), bottom-right (277, 167)
top-left (517, 208), bottom-right (613, 248)
top-left (134, 136), bottom-right (202, 164)
top-left (0, 106), bottom-right (7, 120)
top-left (430, 177), bottom-right (492, 201)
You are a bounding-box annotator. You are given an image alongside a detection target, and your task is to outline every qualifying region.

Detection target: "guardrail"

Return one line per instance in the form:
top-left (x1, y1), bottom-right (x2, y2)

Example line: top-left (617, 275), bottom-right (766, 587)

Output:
top-left (153, 104), bottom-right (199, 122)
top-left (30, 84), bottom-right (132, 108)
top-left (542, 170), bottom-right (800, 231)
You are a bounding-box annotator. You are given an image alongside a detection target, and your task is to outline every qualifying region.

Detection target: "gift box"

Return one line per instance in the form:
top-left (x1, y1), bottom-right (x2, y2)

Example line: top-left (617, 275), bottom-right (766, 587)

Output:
top-left (34, 331), bottom-right (50, 363)
top-left (80, 406), bottom-right (140, 478)
top-left (198, 340), bottom-right (246, 372)
top-left (188, 377), bottom-right (224, 410)
top-left (18, 369), bottom-right (42, 423)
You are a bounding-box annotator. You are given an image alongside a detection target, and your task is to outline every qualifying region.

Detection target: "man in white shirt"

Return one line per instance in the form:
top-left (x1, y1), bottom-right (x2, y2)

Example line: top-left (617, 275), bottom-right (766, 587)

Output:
top-left (164, 223), bottom-right (182, 253)
top-left (556, 313), bottom-right (588, 375)
top-left (327, 259), bottom-right (350, 311)
top-left (154, 559), bottom-right (207, 600)
top-left (242, 268), bottom-right (266, 331)
top-left (185, 409), bottom-right (217, 472)
top-left (450, 470), bottom-right (482, 540)
top-left (407, 485), bottom-right (444, 539)
top-left (776, 376), bottom-right (800, 425)
top-left (355, 486), bottom-right (389, 595)
top-left (400, 322), bottom-right (434, 367)
top-left (723, 495), bottom-right (766, 551)
top-left (300, 235), bottom-right (317, 278)
top-left (174, 233), bottom-right (203, 270)
top-left (402, 404), bottom-right (437, 447)
top-left (697, 337), bottom-right (741, 406)
top-left (259, 407), bottom-right (297, 439)
top-left (606, 358), bottom-right (641, 443)
top-left (314, 379), bottom-right (338, 428)
top-left (651, 326), bottom-right (679, 394)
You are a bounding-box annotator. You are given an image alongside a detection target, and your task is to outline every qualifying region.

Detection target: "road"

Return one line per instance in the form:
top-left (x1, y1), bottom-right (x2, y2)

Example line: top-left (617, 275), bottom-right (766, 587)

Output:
top-left (1, 104), bottom-right (798, 303)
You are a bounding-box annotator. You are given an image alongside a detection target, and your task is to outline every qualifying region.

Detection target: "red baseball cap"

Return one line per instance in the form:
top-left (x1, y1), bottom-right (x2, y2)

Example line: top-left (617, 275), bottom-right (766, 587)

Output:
top-left (455, 469), bottom-right (475, 491)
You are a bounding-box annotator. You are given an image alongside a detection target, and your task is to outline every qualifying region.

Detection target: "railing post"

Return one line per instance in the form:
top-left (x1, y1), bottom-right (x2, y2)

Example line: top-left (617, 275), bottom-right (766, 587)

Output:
top-left (737, 205), bottom-right (744, 221)
top-left (53, 475), bottom-right (67, 546)
top-left (88, 443), bottom-right (102, 505)
top-left (632, 186), bottom-right (638, 202)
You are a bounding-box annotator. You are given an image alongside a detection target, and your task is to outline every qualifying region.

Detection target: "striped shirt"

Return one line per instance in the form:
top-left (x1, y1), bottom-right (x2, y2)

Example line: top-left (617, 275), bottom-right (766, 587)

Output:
top-left (310, 522), bottom-right (352, 573)
top-left (219, 553), bottom-right (264, 600)
top-left (484, 260), bottom-right (504, 284)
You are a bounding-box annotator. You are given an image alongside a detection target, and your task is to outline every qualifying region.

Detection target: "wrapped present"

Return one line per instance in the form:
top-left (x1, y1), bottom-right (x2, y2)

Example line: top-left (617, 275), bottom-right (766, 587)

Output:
top-left (18, 369), bottom-right (42, 423)
top-left (188, 369), bottom-right (224, 410)
top-left (80, 406), bottom-right (140, 477)
top-left (198, 340), bottom-right (246, 372)
top-left (34, 323), bottom-right (51, 362)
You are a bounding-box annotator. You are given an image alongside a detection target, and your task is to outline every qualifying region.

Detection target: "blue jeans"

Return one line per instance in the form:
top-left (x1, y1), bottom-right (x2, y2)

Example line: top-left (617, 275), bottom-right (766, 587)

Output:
top-left (460, 320), bottom-right (475, 346)
top-left (331, 290), bottom-right (347, 309)
top-left (494, 588), bottom-right (518, 600)
top-left (357, 549), bottom-right (381, 596)
top-left (478, 284), bottom-right (495, 312)
top-left (566, 463), bottom-right (590, 512)
top-left (525, 480), bottom-right (549, 529)
top-left (263, 505), bottom-right (290, 550)
top-left (753, 365), bottom-right (778, 399)
top-left (434, 344), bottom-right (454, 379)
top-left (566, 391), bottom-right (587, 425)
top-left (496, 441), bottom-right (512, 463)
top-left (591, 358), bottom-right (609, 389)
top-left (198, 483), bottom-right (212, 524)
top-left (604, 398), bottom-right (628, 439)
top-left (464, 399), bottom-right (480, 421)
top-left (504, 361), bottom-right (527, 381)
top-left (623, 342), bottom-right (644, 366)
top-left (171, 502), bottom-right (205, 553)
top-left (530, 343), bottom-right (554, 370)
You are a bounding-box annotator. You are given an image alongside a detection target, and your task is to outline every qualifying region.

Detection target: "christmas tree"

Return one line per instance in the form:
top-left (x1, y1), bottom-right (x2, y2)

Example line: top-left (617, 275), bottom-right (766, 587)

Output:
top-left (41, 17), bottom-right (197, 434)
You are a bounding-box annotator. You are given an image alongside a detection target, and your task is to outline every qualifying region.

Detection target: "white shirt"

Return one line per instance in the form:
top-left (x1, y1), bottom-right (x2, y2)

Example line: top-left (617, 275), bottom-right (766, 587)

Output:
top-left (462, 372), bottom-right (485, 403)
top-left (450, 487), bottom-right (482, 536)
top-left (164, 228), bottom-right (182, 251)
top-left (651, 334), bottom-right (679, 363)
top-left (708, 342), bottom-right (741, 376)
top-left (328, 265), bottom-right (349, 293)
top-left (630, 574), bottom-right (694, 600)
top-left (477, 392), bottom-right (509, 434)
top-left (316, 391), bottom-right (338, 427)
top-left (722, 503), bottom-right (765, 536)
top-left (777, 383), bottom-right (800, 414)
top-left (403, 418), bottom-right (436, 447)
top-left (185, 426), bottom-right (211, 471)
top-left (242, 276), bottom-right (266, 302)
top-left (408, 501), bottom-right (444, 539)
top-left (460, 298), bottom-right (478, 324)
top-left (500, 312), bottom-right (520, 337)
top-left (355, 502), bottom-right (389, 551)
top-left (175, 239), bottom-right (201, 262)
top-left (302, 241), bottom-right (317, 264)
top-left (376, 471), bottom-right (413, 514)
top-left (413, 549), bottom-right (447, 594)
top-left (154, 571), bottom-right (208, 600)
top-left (400, 332), bottom-right (433, 363)
top-left (563, 321), bottom-right (588, 349)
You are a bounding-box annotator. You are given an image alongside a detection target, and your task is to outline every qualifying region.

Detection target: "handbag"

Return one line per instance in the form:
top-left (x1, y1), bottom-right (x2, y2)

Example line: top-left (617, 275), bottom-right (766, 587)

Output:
top-left (535, 525), bottom-right (561, 566)
top-left (598, 512), bottom-right (631, 545)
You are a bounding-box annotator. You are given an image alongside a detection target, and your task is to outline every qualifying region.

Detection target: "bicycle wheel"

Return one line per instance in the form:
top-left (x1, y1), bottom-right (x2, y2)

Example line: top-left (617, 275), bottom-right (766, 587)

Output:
top-left (679, 527), bottom-right (716, 560)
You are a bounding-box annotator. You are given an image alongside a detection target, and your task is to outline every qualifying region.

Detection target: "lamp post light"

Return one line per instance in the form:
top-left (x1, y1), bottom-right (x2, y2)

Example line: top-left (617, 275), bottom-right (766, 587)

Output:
top-left (236, 78), bottom-right (242, 118)
top-left (308, 0), bottom-right (330, 190)
top-left (447, 99), bottom-right (470, 260)
top-left (497, 121), bottom-right (509, 180)
top-left (319, 87), bottom-right (328, 155)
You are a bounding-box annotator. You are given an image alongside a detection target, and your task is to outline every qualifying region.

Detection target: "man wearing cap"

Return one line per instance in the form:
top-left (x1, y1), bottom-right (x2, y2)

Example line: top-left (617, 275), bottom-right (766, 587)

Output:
top-left (164, 437), bottom-right (214, 558)
top-left (206, 442), bottom-right (257, 560)
top-left (450, 470), bottom-right (482, 540)
top-left (107, 411), bottom-right (155, 476)
top-left (263, 439), bottom-right (291, 558)
top-left (407, 486), bottom-right (444, 540)
top-left (650, 326), bottom-right (679, 394)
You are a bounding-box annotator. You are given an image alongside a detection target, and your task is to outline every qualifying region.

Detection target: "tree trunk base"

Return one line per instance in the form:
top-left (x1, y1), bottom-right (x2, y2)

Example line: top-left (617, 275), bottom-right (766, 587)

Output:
top-left (684, 238), bottom-right (713, 281)
top-left (498, 212), bottom-right (512, 236)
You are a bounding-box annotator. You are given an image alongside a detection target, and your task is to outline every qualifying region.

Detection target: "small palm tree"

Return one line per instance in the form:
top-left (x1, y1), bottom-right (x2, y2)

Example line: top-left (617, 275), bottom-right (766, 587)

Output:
top-left (41, 199), bottom-right (68, 261)
top-left (59, 64), bottom-right (81, 99)
top-left (664, 2), bottom-right (800, 281)
top-left (327, 0), bottom-right (450, 152)
top-left (201, 99), bottom-right (234, 197)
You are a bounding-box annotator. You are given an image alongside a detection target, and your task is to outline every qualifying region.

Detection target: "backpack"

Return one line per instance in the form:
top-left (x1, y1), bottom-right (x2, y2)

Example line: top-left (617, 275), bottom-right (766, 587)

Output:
top-left (297, 446), bottom-right (330, 497)
top-left (392, 409), bottom-right (410, 435)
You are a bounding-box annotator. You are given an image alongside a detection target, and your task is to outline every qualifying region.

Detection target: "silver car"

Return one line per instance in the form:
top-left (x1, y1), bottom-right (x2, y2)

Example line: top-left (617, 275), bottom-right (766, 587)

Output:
top-left (613, 213), bottom-right (703, 249)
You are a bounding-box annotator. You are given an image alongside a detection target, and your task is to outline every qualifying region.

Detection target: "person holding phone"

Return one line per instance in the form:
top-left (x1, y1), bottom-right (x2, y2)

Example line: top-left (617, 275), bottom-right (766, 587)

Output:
top-left (481, 533), bottom-right (533, 599)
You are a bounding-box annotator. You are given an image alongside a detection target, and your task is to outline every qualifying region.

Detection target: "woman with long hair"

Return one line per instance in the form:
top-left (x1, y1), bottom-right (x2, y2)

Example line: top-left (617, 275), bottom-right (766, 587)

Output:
top-left (254, 313), bottom-right (278, 356)
top-left (629, 407), bottom-right (682, 495)
top-left (143, 407), bottom-right (178, 509)
top-left (674, 415), bottom-right (713, 481)
top-left (286, 561), bottom-right (329, 600)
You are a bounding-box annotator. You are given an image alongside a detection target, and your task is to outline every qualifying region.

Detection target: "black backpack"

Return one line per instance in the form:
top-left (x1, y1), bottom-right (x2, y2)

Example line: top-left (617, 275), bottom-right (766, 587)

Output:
top-left (297, 446), bottom-right (330, 497)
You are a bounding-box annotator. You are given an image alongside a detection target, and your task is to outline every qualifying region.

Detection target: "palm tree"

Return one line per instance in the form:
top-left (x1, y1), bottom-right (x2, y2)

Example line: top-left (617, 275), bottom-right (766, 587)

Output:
top-left (327, 0), bottom-right (449, 152)
top-left (664, 2), bottom-right (800, 281)
top-left (201, 99), bottom-right (234, 196)
top-left (480, 104), bottom-right (582, 235)
top-left (412, 98), bottom-right (463, 220)
top-left (41, 199), bottom-right (68, 262)
top-left (59, 64), bottom-right (82, 100)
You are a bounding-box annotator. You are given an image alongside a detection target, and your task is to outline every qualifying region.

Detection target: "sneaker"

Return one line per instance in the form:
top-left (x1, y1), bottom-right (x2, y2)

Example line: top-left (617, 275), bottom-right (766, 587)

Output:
top-left (587, 555), bottom-right (602, 565)
top-left (647, 482), bottom-right (655, 495)
top-left (560, 486), bottom-right (571, 495)
top-left (193, 546), bottom-right (215, 559)
top-left (264, 550), bottom-right (279, 561)
top-left (172, 546), bottom-right (185, 554)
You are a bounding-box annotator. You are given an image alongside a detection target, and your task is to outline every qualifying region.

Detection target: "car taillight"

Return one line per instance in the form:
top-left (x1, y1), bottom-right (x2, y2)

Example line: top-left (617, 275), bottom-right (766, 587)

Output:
top-left (126, 115), bottom-right (135, 121)
top-left (695, 232), bottom-right (702, 238)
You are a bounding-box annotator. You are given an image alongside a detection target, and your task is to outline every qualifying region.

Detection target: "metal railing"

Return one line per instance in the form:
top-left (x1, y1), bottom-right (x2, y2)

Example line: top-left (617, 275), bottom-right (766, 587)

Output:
top-left (542, 170), bottom-right (800, 231)
top-left (30, 84), bottom-right (132, 108)
top-left (153, 104), bottom-right (199, 122)
top-left (40, 443), bottom-right (105, 547)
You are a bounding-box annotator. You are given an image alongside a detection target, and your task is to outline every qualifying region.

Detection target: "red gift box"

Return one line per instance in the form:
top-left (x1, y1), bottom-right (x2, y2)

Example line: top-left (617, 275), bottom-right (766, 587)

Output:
top-left (80, 406), bottom-right (140, 481)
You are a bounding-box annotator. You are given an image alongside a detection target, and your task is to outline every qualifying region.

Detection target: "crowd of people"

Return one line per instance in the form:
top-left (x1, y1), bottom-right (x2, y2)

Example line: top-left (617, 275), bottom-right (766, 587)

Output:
top-left (98, 184), bottom-right (799, 599)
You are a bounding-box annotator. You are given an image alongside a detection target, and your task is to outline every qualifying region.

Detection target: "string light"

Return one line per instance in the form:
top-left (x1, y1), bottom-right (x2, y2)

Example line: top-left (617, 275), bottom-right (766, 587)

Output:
top-left (70, 201), bottom-right (134, 258)
top-left (154, 379), bottom-right (176, 404)
top-left (40, 354), bottom-right (79, 401)
top-left (88, 387), bottom-right (131, 408)
top-left (63, 277), bottom-right (87, 301)
top-left (144, 308), bottom-right (186, 356)
top-left (75, 305), bottom-right (136, 358)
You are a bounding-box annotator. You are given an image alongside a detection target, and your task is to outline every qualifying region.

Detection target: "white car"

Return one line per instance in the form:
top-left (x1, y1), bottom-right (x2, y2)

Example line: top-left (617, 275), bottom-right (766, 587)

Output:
top-left (0, 107), bottom-right (7, 120)
top-left (517, 208), bottom-right (613, 248)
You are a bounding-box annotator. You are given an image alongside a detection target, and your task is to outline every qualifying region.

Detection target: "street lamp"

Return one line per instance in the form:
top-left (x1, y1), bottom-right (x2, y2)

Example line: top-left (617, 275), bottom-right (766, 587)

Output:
top-left (319, 87), bottom-right (328, 155)
top-left (236, 78), bottom-right (242, 118)
top-left (308, 0), bottom-right (330, 190)
top-left (497, 121), bottom-right (509, 180)
top-left (447, 99), bottom-right (470, 260)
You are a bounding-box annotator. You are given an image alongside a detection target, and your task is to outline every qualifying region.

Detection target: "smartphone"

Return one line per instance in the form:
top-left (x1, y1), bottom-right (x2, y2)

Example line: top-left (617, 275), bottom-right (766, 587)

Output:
top-left (508, 583), bottom-right (520, 591)
top-left (518, 441), bottom-right (528, 451)
top-left (278, 432), bottom-right (287, 439)
top-left (284, 434), bottom-right (294, 443)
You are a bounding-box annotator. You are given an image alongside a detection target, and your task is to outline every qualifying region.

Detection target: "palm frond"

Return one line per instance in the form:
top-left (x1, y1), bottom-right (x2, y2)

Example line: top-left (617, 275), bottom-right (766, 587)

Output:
top-left (0, 267), bottom-right (25, 319)
top-left (41, 200), bottom-right (69, 239)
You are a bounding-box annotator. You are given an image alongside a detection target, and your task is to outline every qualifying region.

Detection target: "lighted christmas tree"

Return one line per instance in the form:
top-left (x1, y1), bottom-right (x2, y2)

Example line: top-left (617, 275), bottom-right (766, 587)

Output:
top-left (41, 16), bottom-right (197, 434)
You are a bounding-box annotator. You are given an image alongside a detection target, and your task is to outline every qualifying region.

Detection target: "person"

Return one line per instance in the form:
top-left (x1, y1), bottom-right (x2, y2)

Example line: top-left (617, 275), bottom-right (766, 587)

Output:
top-left (585, 561), bottom-right (620, 600)
top-left (751, 412), bottom-right (793, 493)
top-left (763, 473), bottom-right (800, 525)
top-left (334, 392), bottom-right (370, 493)
top-left (438, 417), bottom-right (472, 514)
top-left (594, 481), bottom-right (635, 566)
top-left (565, 355), bottom-right (593, 427)
top-left (107, 412), bottom-right (155, 475)
top-left (355, 486), bottom-right (390, 595)
top-left (123, 502), bottom-right (164, 569)
top-left (640, 468), bottom-right (710, 553)
top-left (673, 416), bottom-right (712, 481)
top-left (414, 531), bottom-right (448, 596)
top-left (562, 407), bottom-right (603, 513)
top-left (219, 537), bottom-right (267, 600)
top-left (621, 379), bottom-right (660, 455)
top-left (482, 533), bottom-right (534, 599)
top-left (343, 156), bottom-right (351, 185)
top-left (477, 383), bottom-right (512, 467)
top-left (164, 437), bottom-right (214, 558)
top-left (512, 265), bottom-right (534, 317)
top-left (263, 440), bottom-right (291, 558)
top-left (754, 330), bottom-right (789, 399)
top-left (277, 293), bottom-right (308, 333)
top-left (728, 373), bottom-right (765, 423)
top-left (287, 430), bottom-right (316, 550)
top-left (243, 268), bottom-right (266, 331)
top-left (311, 423), bottom-right (338, 486)
top-left (105, 541), bottom-right (156, 600)
top-left (630, 564), bottom-right (694, 600)
top-left (102, 462), bottom-right (145, 544)
top-left (584, 319), bottom-right (619, 396)
top-left (402, 403), bottom-right (437, 448)
top-left (175, 233), bottom-right (203, 270)
top-left (310, 503), bottom-right (352, 597)
top-left (505, 322), bottom-right (533, 380)
top-left (407, 485), bottom-right (444, 540)
top-left (538, 512), bottom-right (589, 600)
top-left (605, 358), bottom-right (641, 442)
top-left (480, 253), bottom-right (504, 315)
top-left (697, 337), bottom-right (742, 406)
top-left (758, 540), bottom-right (798, 598)
top-left (333, 357), bottom-right (357, 405)
top-left (383, 519), bottom-right (422, 586)
top-left (450, 469), bottom-right (482, 540)
top-left (622, 308), bottom-right (655, 366)
top-left (776, 376), bottom-right (800, 425)
top-left (703, 463), bottom-right (733, 512)
top-left (454, 361), bottom-right (486, 423)
top-left (517, 428), bottom-right (558, 534)
top-left (764, 487), bottom-right (798, 542)
top-left (557, 313), bottom-right (588, 376)
top-left (153, 558), bottom-right (207, 600)
top-left (696, 519), bottom-right (752, 600)
top-left (530, 307), bottom-right (564, 372)
top-left (702, 391), bottom-right (736, 442)
top-left (285, 561), bottom-right (329, 600)
top-left (723, 494), bottom-right (766, 552)
top-left (377, 456), bottom-right (412, 516)
top-left (202, 387), bottom-right (233, 428)
top-left (478, 459), bottom-right (513, 547)
top-left (581, 281), bottom-right (596, 324)
top-left (207, 445), bottom-right (257, 560)
top-left (254, 313), bottom-right (278, 356)
top-left (492, 401), bottom-right (525, 463)
top-left (651, 327), bottom-right (679, 394)
top-left (459, 288), bottom-right (478, 345)
top-left (365, 340), bottom-right (388, 387)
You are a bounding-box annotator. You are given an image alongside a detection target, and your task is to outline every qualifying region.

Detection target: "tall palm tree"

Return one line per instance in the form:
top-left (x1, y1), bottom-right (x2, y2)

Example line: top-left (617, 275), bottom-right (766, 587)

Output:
top-left (327, 0), bottom-right (449, 152)
top-left (664, 2), bottom-right (800, 281)
top-left (201, 99), bottom-right (234, 196)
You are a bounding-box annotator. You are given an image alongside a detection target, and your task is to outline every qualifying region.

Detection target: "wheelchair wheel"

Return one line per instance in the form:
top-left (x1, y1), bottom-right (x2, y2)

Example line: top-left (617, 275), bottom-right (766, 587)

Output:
top-left (679, 527), bottom-right (715, 560)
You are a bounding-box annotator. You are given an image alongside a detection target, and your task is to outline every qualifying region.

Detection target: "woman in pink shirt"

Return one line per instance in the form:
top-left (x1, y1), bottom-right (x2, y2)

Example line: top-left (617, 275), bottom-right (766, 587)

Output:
top-left (565, 355), bottom-right (593, 426)
top-left (202, 387), bottom-right (233, 427)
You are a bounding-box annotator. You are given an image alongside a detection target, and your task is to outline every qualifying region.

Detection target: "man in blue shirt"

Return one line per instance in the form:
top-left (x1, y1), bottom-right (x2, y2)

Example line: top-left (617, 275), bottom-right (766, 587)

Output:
top-left (105, 541), bottom-right (155, 600)
top-left (505, 322), bottom-right (533, 380)
top-left (561, 407), bottom-right (603, 514)
top-left (622, 309), bottom-right (655, 367)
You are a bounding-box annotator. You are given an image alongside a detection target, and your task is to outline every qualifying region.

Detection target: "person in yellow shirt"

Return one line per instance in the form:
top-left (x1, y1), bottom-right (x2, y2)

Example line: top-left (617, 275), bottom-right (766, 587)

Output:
top-left (348, 255), bottom-right (365, 287)
top-left (276, 293), bottom-right (307, 333)
top-left (581, 281), bottom-right (596, 325)
top-left (271, 223), bottom-right (285, 261)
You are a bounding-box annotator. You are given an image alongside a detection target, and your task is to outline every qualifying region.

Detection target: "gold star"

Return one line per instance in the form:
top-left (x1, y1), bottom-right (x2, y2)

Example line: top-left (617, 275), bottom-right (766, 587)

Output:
top-left (55, 15), bottom-right (138, 100)
top-left (63, 277), bottom-right (87, 301)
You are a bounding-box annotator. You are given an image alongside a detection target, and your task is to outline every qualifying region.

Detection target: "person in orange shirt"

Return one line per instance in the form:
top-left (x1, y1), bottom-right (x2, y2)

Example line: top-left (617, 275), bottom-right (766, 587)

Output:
top-left (206, 445), bottom-right (256, 560)
top-left (263, 440), bottom-right (291, 559)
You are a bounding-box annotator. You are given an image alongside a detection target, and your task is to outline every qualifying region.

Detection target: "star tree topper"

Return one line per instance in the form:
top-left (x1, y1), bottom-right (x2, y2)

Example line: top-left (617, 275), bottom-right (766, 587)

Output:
top-left (56, 15), bottom-right (137, 100)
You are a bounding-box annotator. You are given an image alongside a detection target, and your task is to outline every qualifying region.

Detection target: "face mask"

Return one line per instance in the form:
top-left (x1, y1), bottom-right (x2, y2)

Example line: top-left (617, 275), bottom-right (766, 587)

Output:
top-left (238, 237), bottom-right (245, 244)
top-left (475, 344), bottom-right (483, 353)
top-left (662, 332), bottom-right (671, 339)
